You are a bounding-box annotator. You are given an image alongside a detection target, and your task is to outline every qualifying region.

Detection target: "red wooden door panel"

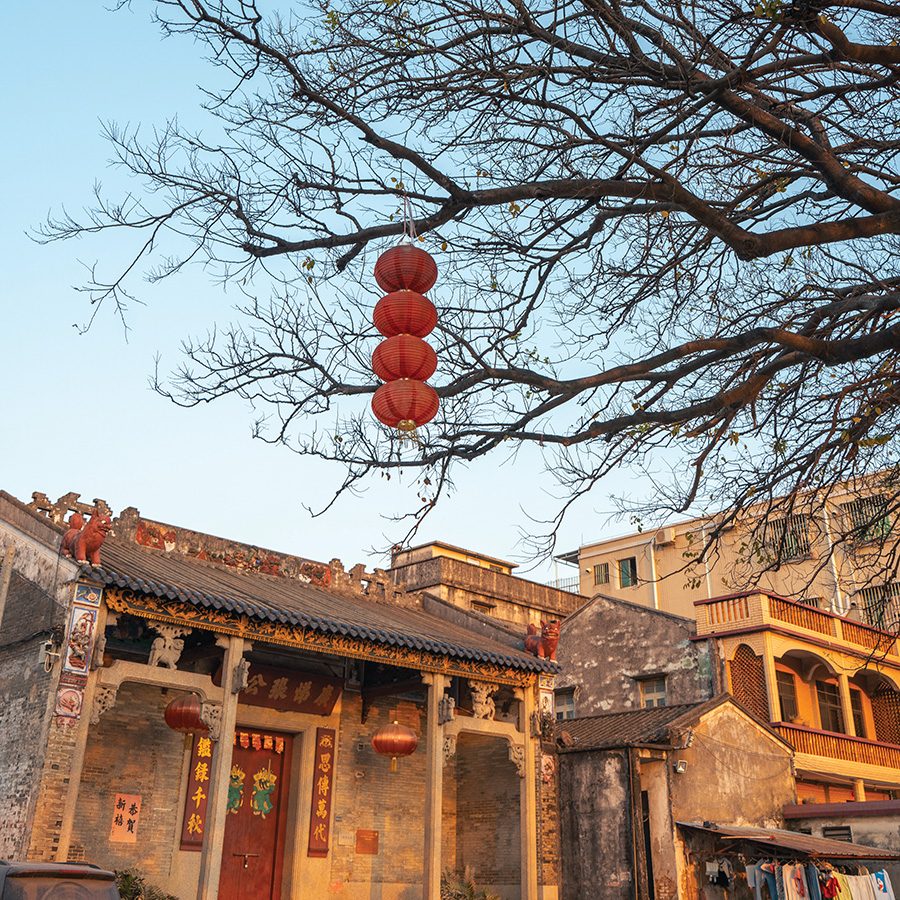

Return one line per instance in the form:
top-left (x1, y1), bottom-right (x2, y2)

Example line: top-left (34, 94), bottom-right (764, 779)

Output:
top-left (219, 732), bottom-right (293, 900)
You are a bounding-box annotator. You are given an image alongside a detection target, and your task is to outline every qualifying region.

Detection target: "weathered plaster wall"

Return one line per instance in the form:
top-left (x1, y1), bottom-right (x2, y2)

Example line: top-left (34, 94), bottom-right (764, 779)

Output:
top-left (667, 704), bottom-right (795, 828)
top-left (557, 749), bottom-right (636, 900)
top-left (556, 596), bottom-right (714, 716)
top-left (787, 812), bottom-right (900, 888)
top-left (0, 508), bottom-right (77, 860)
top-left (0, 572), bottom-right (63, 857)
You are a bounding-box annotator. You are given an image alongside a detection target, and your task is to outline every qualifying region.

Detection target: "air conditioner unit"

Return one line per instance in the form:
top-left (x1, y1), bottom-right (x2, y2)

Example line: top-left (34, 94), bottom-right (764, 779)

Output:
top-left (655, 527), bottom-right (676, 545)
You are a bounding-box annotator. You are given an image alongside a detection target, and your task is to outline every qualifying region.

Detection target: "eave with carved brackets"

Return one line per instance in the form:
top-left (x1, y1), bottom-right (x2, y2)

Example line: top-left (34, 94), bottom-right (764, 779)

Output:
top-left (104, 588), bottom-right (537, 688)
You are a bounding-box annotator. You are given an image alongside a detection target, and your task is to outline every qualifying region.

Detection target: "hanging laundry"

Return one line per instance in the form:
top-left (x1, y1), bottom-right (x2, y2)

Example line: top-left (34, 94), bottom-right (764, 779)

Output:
top-left (871, 870), bottom-right (896, 900)
top-left (784, 863), bottom-right (810, 900)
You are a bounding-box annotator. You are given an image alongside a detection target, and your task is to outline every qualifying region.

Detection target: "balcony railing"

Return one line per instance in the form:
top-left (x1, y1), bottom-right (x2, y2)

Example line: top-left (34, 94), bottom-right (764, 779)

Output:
top-left (773, 723), bottom-right (900, 771)
top-left (696, 592), bottom-right (899, 657)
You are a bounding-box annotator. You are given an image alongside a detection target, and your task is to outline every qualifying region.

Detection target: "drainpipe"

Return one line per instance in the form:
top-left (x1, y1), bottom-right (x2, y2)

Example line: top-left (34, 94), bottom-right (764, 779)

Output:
top-left (648, 537), bottom-right (660, 610)
top-left (0, 543), bottom-right (16, 630)
top-left (822, 507), bottom-right (845, 614)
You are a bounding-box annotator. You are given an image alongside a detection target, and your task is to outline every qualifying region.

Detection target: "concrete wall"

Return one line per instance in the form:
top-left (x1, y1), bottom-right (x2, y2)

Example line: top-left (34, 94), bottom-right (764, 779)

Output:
top-left (557, 749), bottom-right (636, 900)
top-left (392, 556), bottom-right (583, 628)
top-left (556, 596), bottom-right (714, 716)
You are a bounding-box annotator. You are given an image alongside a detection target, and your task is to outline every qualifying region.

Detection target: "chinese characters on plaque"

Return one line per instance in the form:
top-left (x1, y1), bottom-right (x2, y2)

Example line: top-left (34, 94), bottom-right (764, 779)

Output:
top-left (307, 728), bottom-right (335, 857)
top-left (180, 734), bottom-right (214, 850)
top-left (215, 663), bottom-right (342, 716)
top-left (109, 793), bottom-right (142, 843)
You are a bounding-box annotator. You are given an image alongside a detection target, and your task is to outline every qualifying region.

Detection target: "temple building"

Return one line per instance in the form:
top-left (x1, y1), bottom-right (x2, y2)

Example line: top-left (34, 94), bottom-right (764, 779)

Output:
top-left (0, 490), bottom-right (560, 900)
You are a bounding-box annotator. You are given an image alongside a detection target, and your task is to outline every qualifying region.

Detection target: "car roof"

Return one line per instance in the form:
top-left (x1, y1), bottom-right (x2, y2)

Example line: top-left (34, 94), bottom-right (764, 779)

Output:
top-left (0, 862), bottom-right (115, 879)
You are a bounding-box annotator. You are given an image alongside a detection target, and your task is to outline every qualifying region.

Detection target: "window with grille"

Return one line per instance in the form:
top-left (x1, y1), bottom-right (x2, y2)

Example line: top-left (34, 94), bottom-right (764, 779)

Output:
top-left (764, 514), bottom-right (811, 561)
top-left (618, 556), bottom-right (638, 588)
top-left (816, 681), bottom-right (845, 734)
top-left (856, 582), bottom-right (900, 631)
top-left (639, 676), bottom-right (667, 708)
top-left (555, 688), bottom-right (576, 721)
top-left (850, 689), bottom-right (867, 738)
top-left (593, 562), bottom-right (610, 585)
top-left (776, 670), bottom-right (799, 722)
top-left (841, 495), bottom-right (892, 543)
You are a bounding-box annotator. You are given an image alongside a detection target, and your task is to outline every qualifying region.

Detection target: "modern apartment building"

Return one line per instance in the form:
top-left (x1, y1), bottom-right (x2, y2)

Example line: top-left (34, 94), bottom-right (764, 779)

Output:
top-left (557, 479), bottom-right (899, 626)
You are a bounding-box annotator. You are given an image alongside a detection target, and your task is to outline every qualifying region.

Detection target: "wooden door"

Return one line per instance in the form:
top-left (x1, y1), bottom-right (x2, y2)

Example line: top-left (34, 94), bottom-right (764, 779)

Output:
top-left (219, 732), bottom-right (293, 900)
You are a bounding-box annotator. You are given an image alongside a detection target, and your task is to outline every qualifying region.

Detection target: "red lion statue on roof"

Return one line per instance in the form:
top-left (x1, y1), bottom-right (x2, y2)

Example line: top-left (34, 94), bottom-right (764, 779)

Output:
top-left (524, 619), bottom-right (560, 661)
top-left (61, 509), bottom-right (112, 567)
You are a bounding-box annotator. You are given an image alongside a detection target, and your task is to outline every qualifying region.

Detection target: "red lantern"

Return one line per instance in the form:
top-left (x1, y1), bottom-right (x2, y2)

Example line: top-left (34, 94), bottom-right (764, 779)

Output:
top-left (372, 335), bottom-right (437, 382)
top-left (371, 380), bottom-right (439, 432)
top-left (164, 693), bottom-right (208, 735)
top-left (373, 291), bottom-right (437, 338)
top-left (374, 245), bottom-right (438, 294)
top-left (371, 720), bottom-right (418, 772)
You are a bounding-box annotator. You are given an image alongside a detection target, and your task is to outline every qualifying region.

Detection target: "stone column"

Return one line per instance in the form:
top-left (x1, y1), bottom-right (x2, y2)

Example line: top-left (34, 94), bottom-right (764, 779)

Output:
top-left (853, 778), bottom-right (866, 802)
top-left (55, 602), bottom-right (108, 861)
top-left (422, 673), bottom-right (448, 900)
top-left (761, 638), bottom-right (781, 723)
top-left (519, 685), bottom-right (539, 900)
top-left (838, 673), bottom-right (856, 736)
top-left (197, 636), bottom-right (246, 900)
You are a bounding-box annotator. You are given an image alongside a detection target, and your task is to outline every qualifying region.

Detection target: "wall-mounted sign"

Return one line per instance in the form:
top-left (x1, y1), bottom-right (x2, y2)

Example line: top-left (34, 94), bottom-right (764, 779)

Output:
top-left (110, 793), bottom-right (142, 843)
top-left (215, 663), bottom-right (342, 716)
top-left (307, 728), bottom-right (336, 857)
top-left (180, 734), bottom-right (214, 850)
top-left (355, 829), bottom-right (379, 855)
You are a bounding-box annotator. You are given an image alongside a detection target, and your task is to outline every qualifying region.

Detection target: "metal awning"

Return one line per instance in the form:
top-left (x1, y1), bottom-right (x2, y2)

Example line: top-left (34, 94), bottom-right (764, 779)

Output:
top-left (677, 822), bottom-right (900, 860)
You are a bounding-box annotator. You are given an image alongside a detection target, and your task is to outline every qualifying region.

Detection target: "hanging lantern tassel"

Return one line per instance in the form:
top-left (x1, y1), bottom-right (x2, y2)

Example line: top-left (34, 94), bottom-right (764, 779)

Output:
top-left (371, 720), bottom-right (418, 773)
top-left (371, 243), bottom-right (440, 439)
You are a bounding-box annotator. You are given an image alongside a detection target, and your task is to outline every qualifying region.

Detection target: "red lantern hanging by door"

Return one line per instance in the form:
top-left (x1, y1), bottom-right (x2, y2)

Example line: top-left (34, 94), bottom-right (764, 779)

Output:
top-left (371, 720), bottom-right (418, 772)
top-left (370, 236), bottom-right (441, 438)
top-left (164, 693), bottom-right (208, 735)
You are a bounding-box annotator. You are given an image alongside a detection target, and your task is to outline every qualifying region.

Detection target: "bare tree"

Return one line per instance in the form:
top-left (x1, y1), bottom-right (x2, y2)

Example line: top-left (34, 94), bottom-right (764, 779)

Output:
top-left (41, 0), bottom-right (900, 586)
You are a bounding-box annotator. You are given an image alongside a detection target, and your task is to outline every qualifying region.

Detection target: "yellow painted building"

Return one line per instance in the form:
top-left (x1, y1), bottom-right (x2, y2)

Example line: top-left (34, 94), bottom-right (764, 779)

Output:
top-left (697, 590), bottom-right (900, 803)
top-left (558, 479), bottom-right (899, 627)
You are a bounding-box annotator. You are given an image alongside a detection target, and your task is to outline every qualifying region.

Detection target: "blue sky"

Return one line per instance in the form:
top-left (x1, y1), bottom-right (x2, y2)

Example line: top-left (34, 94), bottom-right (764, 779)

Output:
top-left (1, 2), bottom-right (641, 578)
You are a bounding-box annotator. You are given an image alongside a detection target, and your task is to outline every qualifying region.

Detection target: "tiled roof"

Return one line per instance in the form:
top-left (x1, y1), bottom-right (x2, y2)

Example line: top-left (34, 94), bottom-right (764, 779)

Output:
top-left (678, 822), bottom-right (900, 860)
top-left (88, 538), bottom-right (557, 674)
top-left (555, 698), bottom-right (732, 751)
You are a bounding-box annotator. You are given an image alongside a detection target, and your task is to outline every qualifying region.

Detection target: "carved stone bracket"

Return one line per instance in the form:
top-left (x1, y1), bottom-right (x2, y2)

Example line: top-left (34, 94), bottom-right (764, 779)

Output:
top-left (443, 734), bottom-right (457, 765)
top-left (507, 740), bottom-right (526, 778)
top-left (232, 658), bottom-right (251, 694)
top-left (148, 624), bottom-right (192, 669)
top-left (438, 695), bottom-right (456, 725)
top-left (90, 685), bottom-right (118, 725)
top-left (469, 681), bottom-right (499, 720)
top-left (200, 702), bottom-right (223, 741)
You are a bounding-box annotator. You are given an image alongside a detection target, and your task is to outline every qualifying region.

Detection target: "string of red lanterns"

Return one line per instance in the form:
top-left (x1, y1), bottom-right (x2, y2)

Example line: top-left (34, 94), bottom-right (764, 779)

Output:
top-left (370, 244), bottom-right (440, 438)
